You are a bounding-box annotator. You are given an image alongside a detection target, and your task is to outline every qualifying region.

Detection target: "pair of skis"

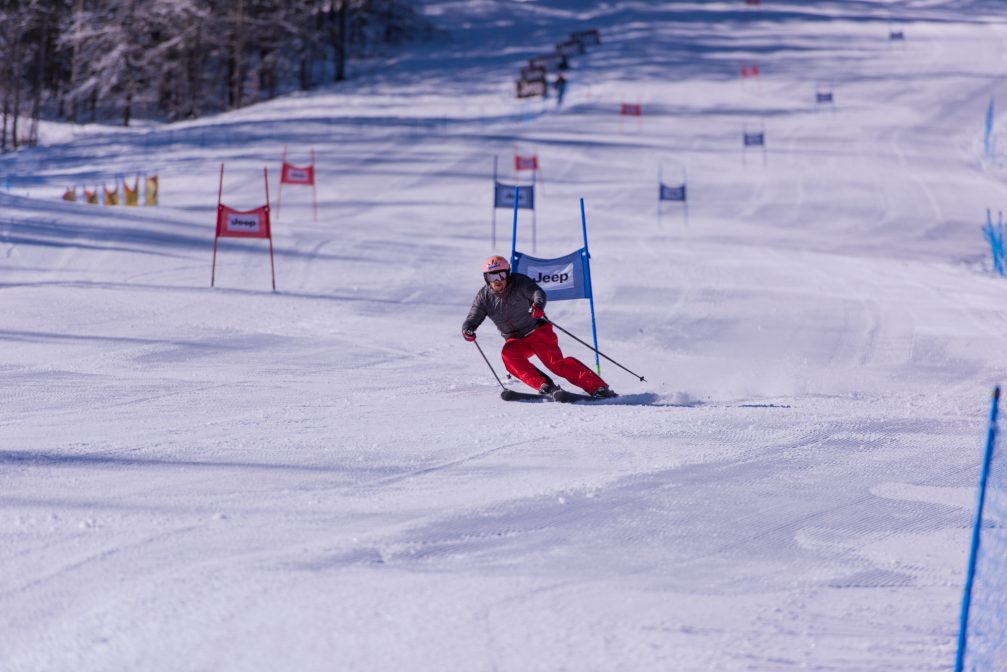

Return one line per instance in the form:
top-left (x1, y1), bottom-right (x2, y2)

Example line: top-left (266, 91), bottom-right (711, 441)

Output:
top-left (500, 388), bottom-right (614, 404)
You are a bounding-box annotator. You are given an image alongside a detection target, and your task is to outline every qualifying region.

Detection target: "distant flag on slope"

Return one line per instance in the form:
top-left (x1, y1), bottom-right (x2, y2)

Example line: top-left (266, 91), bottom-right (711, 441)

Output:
top-left (658, 164), bottom-right (689, 227)
top-left (491, 156), bottom-right (536, 251)
top-left (513, 145), bottom-right (544, 190)
top-left (145, 175), bottom-right (158, 206)
top-left (514, 154), bottom-right (538, 172)
top-left (277, 146), bottom-right (317, 221)
top-left (743, 124), bottom-right (767, 166)
top-left (62, 187), bottom-right (76, 202)
top-left (103, 183), bottom-right (119, 206)
top-left (659, 184), bottom-right (687, 201)
top-left (123, 176), bottom-right (140, 206)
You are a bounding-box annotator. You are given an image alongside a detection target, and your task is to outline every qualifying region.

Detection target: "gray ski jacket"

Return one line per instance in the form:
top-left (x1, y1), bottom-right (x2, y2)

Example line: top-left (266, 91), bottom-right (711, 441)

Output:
top-left (463, 273), bottom-right (547, 339)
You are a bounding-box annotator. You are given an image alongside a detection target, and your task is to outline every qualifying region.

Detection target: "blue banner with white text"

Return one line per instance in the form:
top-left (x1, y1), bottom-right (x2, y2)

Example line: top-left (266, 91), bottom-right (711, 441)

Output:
top-left (511, 248), bottom-right (590, 302)
top-left (494, 182), bottom-right (535, 210)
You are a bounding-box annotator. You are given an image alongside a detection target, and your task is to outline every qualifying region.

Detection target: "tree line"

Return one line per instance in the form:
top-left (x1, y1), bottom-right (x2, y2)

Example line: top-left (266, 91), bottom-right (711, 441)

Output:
top-left (0, 0), bottom-right (431, 151)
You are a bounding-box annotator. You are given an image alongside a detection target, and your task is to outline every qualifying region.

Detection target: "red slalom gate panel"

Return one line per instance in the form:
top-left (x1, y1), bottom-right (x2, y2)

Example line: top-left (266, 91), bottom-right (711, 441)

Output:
top-left (620, 103), bottom-right (642, 116)
top-left (216, 205), bottom-right (271, 239)
top-left (277, 146), bottom-right (317, 221)
top-left (211, 163), bottom-right (276, 291)
top-left (514, 155), bottom-right (539, 171)
top-left (280, 162), bottom-right (314, 185)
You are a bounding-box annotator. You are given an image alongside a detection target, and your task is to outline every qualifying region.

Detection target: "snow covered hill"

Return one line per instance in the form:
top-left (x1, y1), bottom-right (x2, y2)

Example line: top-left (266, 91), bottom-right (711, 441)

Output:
top-left (3, 1), bottom-right (1007, 669)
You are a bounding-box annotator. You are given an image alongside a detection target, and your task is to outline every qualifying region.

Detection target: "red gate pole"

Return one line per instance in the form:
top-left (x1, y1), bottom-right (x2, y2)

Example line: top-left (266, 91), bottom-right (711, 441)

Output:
top-left (268, 237), bottom-right (277, 292)
top-left (264, 167), bottom-right (276, 291)
top-left (532, 169), bottom-right (537, 254)
top-left (311, 148), bottom-right (317, 221)
top-left (211, 163), bottom-right (224, 287)
top-left (211, 234), bottom-right (220, 287)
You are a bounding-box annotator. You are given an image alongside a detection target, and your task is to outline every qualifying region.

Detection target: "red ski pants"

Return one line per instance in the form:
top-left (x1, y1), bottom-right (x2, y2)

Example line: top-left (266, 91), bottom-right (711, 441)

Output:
top-left (501, 323), bottom-right (607, 394)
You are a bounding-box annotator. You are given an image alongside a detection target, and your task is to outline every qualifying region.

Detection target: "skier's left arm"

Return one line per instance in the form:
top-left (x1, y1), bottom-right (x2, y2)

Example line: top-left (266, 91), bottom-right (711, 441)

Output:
top-left (528, 279), bottom-right (547, 319)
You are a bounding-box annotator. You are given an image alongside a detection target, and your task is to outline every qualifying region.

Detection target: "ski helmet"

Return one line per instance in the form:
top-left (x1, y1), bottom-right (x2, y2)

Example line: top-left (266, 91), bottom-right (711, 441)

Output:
top-left (482, 255), bottom-right (510, 274)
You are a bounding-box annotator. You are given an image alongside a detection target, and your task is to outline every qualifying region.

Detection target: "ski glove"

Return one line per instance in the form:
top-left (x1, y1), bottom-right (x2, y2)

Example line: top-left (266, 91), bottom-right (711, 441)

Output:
top-left (462, 329), bottom-right (477, 342)
top-left (529, 303), bottom-right (546, 320)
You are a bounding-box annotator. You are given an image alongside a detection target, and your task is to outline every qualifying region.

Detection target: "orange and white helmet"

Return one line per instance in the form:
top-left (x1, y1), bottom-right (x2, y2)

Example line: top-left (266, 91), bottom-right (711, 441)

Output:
top-left (482, 255), bottom-right (510, 273)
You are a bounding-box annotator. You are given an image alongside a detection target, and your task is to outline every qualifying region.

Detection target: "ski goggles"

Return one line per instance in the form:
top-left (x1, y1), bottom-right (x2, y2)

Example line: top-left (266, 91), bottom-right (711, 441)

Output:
top-left (485, 270), bottom-right (508, 282)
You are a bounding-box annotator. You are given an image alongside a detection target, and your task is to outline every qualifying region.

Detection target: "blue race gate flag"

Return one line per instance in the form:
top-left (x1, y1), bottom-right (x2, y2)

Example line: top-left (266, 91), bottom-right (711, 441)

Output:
top-left (744, 132), bottom-right (765, 147)
top-left (511, 248), bottom-right (591, 302)
top-left (494, 182), bottom-right (535, 210)
top-left (816, 91), bottom-right (834, 104)
top-left (660, 183), bottom-right (687, 202)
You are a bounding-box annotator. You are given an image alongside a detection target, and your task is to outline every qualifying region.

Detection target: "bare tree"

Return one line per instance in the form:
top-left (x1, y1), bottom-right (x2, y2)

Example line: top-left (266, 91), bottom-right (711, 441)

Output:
top-left (0, 0), bottom-right (432, 134)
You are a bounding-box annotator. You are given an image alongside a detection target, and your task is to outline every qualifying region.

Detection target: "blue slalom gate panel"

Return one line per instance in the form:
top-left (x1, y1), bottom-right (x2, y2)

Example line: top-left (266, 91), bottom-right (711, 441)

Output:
top-left (660, 183), bottom-right (687, 202)
top-left (511, 248), bottom-right (590, 302)
top-left (494, 182), bottom-right (535, 209)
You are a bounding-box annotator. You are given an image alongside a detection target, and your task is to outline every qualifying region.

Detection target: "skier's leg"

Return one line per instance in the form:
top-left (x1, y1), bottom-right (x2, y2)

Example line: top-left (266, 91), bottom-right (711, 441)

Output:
top-left (528, 324), bottom-right (608, 394)
top-left (501, 337), bottom-right (548, 391)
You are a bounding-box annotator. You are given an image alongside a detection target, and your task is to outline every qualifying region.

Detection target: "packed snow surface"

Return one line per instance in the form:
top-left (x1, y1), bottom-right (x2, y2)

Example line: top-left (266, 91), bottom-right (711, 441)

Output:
top-left (3, 1), bottom-right (1007, 670)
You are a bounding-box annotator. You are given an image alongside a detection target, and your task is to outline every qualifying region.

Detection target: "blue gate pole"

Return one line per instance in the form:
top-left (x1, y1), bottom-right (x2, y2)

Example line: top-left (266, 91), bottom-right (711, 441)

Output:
top-left (954, 385), bottom-right (1001, 672)
top-left (682, 165), bottom-right (689, 227)
top-left (510, 186), bottom-right (520, 264)
top-left (657, 164), bottom-right (663, 229)
top-left (532, 169), bottom-right (537, 254)
top-left (492, 156), bottom-right (498, 249)
top-left (580, 198), bottom-right (601, 373)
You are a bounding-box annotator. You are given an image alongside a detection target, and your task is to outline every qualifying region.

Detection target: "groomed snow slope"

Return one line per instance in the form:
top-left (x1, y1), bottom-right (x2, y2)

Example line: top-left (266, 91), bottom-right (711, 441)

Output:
top-left (3, 1), bottom-right (1007, 670)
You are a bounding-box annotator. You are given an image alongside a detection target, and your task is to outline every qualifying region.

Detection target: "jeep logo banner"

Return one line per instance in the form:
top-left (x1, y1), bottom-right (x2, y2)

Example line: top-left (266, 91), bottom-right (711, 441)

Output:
top-left (494, 182), bottom-right (535, 210)
top-left (227, 213), bottom-right (262, 233)
top-left (217, 205), bottom-right (270, 239)
top-left (512, 248), bottom-right (589, 301)
top-left (281, 164), bottom-right (314, 185)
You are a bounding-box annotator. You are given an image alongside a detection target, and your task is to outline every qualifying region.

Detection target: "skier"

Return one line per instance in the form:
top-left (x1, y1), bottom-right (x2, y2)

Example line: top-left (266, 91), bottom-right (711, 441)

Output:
top-left (462, 255), bottom-right (616, 398)
top-left (554, 73), bottom-right (567, 107)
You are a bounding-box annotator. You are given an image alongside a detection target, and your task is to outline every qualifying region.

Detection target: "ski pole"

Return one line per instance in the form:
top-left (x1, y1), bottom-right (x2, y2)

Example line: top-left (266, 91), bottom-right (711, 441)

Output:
top-left (547, 319), bottom-right (646, 382)
top-left (471, 339), bottom-right (507, 390)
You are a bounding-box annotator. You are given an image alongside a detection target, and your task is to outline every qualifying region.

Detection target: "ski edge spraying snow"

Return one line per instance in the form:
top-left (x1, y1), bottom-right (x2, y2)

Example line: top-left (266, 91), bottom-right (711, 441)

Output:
top-left (552, 389), bottom-right (618, 404)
